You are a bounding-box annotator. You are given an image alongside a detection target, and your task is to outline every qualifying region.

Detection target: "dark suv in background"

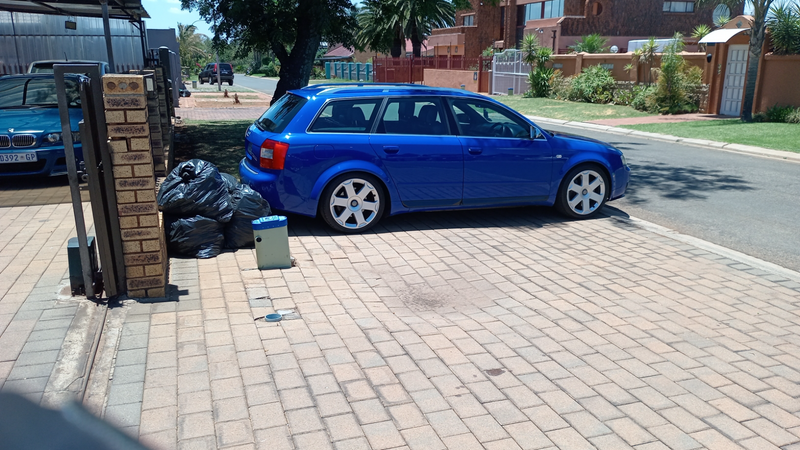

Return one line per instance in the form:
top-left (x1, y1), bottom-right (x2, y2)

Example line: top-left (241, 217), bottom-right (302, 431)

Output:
top-left (199, 63), bottom-right (234, 85)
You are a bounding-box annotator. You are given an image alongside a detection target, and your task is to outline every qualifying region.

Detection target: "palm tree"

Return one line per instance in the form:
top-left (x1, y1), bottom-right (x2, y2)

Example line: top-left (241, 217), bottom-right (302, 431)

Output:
top-left (568, 33), bottom-right (609, 53)
top-left (177, 23), bottom-right (207, 74)
top-left (356, 0), bottom-right (405, 57)
top-left (692, 24), bottom-right (712, 52)
top-left (356, 0), bottom-right (456, 58)
top-left (625, 37), bottom-right (658, 85)
top-left (398, 0), bottom-right (456, 57)
top-left (695, 0), bottom-right (775, 121)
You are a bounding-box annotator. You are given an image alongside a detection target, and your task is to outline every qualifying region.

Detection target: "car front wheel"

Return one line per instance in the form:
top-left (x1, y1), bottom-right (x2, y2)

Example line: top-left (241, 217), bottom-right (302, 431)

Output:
top-left (556, 165), bottom-right (608, 219)
top-left (320, 174), bottom-right (385, 233)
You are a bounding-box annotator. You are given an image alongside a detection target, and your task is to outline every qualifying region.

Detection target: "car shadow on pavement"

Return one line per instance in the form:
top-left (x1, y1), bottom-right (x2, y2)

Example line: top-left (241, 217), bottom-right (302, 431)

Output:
top-left (286, 206), bottom-right (603, 237)
top-left (0, 176), bottom-right (90, 207)
top-left (622, 161), bottom-right (755, 205)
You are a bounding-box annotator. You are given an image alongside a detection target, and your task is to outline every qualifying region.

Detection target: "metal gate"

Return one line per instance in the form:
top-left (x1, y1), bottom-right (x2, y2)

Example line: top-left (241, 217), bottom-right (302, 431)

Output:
top-left (492, 50), bottom-right (531, 95)
top-left (55, 64), bottom-right (125, 299)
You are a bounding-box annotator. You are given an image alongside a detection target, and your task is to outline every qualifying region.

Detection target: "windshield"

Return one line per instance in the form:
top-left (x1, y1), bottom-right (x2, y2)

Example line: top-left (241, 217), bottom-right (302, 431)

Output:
top-left (256, 94), bottom-right (307, 133)
top-left (0, 77), bottom-right (82, 108)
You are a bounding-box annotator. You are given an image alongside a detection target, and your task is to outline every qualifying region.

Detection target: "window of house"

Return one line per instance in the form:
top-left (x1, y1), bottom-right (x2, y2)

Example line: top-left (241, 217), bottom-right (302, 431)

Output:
top-left (463, 14), bottom-right (474, 26)
top-left (663, 1), bottom-right (695, 13)
top-left (376, 98), bottom-right (449, 136)
top-left (309, 99), bottom-right (381, 133)
top-left (523, 0), bottom-right (565, 22)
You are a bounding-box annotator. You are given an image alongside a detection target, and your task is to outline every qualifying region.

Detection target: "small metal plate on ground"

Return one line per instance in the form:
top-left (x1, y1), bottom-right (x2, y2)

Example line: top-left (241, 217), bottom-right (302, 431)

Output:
top-left (276, 309), bottom-right (301, 320)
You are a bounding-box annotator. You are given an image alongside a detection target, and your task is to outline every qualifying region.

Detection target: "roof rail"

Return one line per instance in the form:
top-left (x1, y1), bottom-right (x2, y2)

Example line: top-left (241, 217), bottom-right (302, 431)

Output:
top-left (302, 82), bottom-right (418, 89)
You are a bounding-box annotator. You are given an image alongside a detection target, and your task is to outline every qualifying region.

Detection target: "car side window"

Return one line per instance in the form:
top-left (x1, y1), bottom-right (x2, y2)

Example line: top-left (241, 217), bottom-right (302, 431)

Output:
top-left (309, 99), bottom-right (382, 133)
top-left (450, 99), bottom-right (530, 139)
top-left (376, 98), bottom-right (449, 136)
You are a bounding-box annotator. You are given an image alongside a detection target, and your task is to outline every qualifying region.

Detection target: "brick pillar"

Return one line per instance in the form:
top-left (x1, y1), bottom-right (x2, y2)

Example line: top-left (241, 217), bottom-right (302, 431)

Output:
top-left (103, 74), bottom-right (168, 299)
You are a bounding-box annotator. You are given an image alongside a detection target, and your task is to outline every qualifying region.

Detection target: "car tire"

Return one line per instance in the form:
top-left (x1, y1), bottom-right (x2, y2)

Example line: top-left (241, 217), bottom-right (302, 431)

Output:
top-left (228, 80), bottom-right (233, 86)
top-left (199, 78), bottom-right (204, 84)
top-left (320, 173), bottom-right (386, 233)
top-left (555, 164), bottom-right (609, 219)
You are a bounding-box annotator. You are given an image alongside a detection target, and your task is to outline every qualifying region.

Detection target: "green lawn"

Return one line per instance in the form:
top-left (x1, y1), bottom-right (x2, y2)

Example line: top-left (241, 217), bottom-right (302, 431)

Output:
top-left (621, 119), bottom-right (800, 153)
top-left (495, 96), bottom-right (655, 122)
top-left (175, 120), bottom-right (253, 179)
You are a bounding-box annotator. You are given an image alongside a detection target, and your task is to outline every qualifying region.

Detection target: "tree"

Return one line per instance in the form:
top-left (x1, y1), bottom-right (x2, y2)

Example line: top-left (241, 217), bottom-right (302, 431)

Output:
top-left (692, 24), bottom-right (713, 52)
top-left (696, 0), bottom-right (775, 121)
top-left (625, 37), bottom-right (658, 85)
top-left (356, 0), bottom-right (455, 58)
top-left (399, 0), bottom-right (456, 57)
top-left (356, 0), bottom-right (405, 57)
top-left (768, 2), bottom-right (800, 54)
top-left (182, 0), bottom-right (357, 103)
top-left (177, 23), bottom-right (208, 75)
top-left (568, 33), bottom-right (610, 53)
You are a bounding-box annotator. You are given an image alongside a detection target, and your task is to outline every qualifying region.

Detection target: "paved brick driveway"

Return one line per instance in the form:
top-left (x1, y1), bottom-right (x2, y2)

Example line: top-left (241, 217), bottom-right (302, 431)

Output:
top-left (84, 207), bottom-right (800, 450)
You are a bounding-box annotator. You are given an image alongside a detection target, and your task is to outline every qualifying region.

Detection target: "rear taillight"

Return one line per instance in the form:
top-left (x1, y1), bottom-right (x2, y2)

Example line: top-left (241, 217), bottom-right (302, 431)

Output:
top-left (259, 138), bottom-right (289, 170)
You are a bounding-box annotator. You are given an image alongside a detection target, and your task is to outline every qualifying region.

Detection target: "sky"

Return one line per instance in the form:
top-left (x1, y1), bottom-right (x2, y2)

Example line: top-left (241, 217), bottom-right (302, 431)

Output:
top-left (142, 0), bottom-right (800, 40)
top-left (142, 0), bottom-right (214, 38)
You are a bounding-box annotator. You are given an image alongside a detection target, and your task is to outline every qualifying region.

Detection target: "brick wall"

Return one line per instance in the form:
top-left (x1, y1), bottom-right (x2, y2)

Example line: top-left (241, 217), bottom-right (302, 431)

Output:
top-left (103, 74), bottom-right (168, 299)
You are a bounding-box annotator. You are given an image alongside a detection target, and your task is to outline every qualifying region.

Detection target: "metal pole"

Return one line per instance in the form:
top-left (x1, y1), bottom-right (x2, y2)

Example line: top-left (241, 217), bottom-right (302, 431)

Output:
top-left (10, 13), bottom-right (22, 73)
top-left (54, 66), bottom-right (95, 299)
top-left (100, 0), bottom-right (116, 73)
top-left (216, 51), bottom-right (221, 91)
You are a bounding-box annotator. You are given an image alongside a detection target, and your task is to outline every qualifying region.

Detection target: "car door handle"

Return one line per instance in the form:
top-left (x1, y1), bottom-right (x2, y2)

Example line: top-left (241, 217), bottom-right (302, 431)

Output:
top-left (383, 146), bottom-right (399, 154)
top-left (468, 148), bottom-right (482, 155)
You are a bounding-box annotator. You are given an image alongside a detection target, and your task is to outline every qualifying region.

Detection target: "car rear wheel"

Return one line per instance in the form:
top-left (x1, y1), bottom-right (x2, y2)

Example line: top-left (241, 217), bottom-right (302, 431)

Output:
top-left (228, 80), bottom-right (233, 86)
top-left (320, 174), bottom-right (385, 233)
top-left (555, 165), bottom-right (608, 219)
top-left (199, 78), bottom-right (205, 84)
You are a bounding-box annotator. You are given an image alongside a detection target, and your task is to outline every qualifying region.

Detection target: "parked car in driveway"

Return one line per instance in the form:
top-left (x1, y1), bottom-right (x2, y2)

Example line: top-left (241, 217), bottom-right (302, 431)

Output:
top-left (0, 74), bottom-right (84, 177)
top-left (240, 83), bottom-right (630, 233)
top-left (28, 60), bottom-right (111, 75)
top-left (199, 63), bottom-right (234, 85)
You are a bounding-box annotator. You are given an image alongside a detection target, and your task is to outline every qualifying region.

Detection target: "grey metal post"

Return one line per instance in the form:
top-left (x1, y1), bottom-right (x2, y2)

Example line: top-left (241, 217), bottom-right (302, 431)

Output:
top-left (101, 0), bottom-right (116, 73)
top-left (54, 68), bottom-right (95, 299)
top-left (216, 52), bottom-right (221, 91)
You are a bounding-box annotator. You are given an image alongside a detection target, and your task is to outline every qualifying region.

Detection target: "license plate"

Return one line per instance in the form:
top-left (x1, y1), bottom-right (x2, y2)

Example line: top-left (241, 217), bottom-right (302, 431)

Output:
top-left (0, 152), bottom-right (38, 163)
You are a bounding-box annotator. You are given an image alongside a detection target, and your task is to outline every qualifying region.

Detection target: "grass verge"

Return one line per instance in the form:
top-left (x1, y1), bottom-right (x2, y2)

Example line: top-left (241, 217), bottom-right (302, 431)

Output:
top-left (621, 119), bottom-right (800, 153)
top-left (175, 120), bottom-right (253, 178)
top-left (494, 96), bottom-right (655, 122)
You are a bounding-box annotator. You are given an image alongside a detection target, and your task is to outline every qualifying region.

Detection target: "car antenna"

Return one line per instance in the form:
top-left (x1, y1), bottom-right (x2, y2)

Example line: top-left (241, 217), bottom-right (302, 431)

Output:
top-left (64, 52), bottom-right (69, 61)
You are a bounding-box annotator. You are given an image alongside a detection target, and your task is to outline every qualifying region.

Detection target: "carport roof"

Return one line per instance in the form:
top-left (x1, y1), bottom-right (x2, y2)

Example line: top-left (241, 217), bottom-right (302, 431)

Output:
top-left (0, 0), bottom-right (149, 20)
top-left (699, 28), bottom-right (748, 44)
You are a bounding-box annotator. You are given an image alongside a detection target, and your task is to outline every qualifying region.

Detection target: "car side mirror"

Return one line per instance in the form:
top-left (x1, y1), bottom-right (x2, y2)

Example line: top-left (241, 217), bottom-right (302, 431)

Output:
top-left (531, 127), bottom-right (544, 140)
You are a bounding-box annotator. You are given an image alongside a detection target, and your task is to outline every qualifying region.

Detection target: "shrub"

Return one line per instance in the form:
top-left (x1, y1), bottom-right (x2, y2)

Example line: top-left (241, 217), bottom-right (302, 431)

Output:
top-left (549, 71), bottom-right (572, 100)
top-left (310, 66), bottom-right (325, 80)
top-left (652, 33), bottom-right (704, 114)
top-left (768, 3), bottom-right (800, 55)
top-left (521, 36), bottom-right (555, 98)
top-left (568, 65), bottom-right (616, 103)
top-left (612, 85), bottom-right (635, 106)
top-left (569, 33), bottom-right (610, 53)
top-left (765, 104), bottom-right (794, 122)
top-left (260, 57), bottom-right (280, 77)
top-left (631, 85), bottom-right (657, 112)
top-left (787, 108), bottom-right (800, 124)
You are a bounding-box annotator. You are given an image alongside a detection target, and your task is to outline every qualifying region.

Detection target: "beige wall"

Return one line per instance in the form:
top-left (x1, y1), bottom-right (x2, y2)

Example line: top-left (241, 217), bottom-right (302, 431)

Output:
top-left (423, 69), bottom-right (482, 92)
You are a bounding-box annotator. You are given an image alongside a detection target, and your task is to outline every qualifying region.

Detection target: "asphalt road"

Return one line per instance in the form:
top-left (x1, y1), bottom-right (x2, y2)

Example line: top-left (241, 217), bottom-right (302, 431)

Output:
top-left (235, 74), bottom-right (278, 95)
top-left (543, 123), bottom-right (800, 273)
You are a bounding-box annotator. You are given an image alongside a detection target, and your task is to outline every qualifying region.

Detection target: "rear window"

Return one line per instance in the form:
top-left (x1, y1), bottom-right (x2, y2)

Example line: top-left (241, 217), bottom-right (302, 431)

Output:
top-left (309, 99), bottom-right (382, 133)
top-left (220, 64), bottom-right (232, 71)
top-left (255, 94), bottom-right (307, 133)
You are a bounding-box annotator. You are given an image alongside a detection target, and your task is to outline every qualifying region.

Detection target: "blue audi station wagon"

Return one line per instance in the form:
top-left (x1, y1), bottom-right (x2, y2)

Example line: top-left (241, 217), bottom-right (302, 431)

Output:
top-left (240, 84), bottom-right (630, 233)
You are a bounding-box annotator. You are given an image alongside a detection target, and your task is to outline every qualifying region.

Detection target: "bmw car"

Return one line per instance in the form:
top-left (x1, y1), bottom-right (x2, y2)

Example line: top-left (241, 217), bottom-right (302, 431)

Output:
top-left (0, 74), bottom-right (84, 177)
top-left (240, 84), bottom-right (630, 233)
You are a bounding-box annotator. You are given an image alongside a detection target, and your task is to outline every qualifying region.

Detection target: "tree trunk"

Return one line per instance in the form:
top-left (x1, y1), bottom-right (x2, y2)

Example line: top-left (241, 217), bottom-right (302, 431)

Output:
top-left (741, 3), bottom-right (770, 122)
top-left (410, 23), bottom-right (421, 58)
top-left (270, 0), bottom-right (323, 104)
top-left (391, 25), bottom-right (403, 58)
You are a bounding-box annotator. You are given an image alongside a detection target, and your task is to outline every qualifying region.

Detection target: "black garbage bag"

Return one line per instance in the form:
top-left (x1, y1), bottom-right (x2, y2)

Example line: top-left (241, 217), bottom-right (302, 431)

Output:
top-left (165, 215), bottom-right (225, 258)
top-left (220, 173), bottom-right (239, 193)
top-left (224, 185), bottom-right (271, 248)
top-left (157, 159), bottom-right (233, 223)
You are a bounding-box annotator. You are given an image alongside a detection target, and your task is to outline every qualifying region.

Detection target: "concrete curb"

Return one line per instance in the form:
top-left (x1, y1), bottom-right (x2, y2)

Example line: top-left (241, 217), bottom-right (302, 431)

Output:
top-left (612, 213), bottom-right (800, 283)
top-left (526, 114), bottom-right (800, 163)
